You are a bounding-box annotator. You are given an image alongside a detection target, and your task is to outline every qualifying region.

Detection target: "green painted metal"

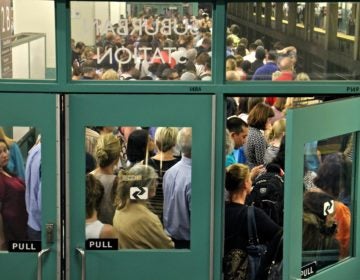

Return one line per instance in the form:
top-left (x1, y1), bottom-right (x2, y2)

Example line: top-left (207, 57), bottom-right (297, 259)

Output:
top-left (0, 93), bottom-right (58, 279)
top-left (0, 1), bottom-right (359, 280)
top-left (68, 94), bottom-right (214, 280)
top-left (284, 97), bottom-right (360, 280)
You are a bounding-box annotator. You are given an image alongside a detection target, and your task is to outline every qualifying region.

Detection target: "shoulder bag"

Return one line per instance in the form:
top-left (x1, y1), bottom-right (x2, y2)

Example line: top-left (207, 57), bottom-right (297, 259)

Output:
top-left (246, 205), bottom-right (268, 280)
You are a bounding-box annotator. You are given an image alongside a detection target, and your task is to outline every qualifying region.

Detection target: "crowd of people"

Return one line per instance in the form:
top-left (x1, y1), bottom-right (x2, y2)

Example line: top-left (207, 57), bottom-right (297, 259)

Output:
top-left (71, 11), bottom-right (212, 81)
top-left (0, 96), bottom-right (355, 279)
top-left (223, 96), bottom-right (353, 279)
top-left (85, 126), bottom-right (192, 249)
top-left (70, 7), bottom-right (314, 82)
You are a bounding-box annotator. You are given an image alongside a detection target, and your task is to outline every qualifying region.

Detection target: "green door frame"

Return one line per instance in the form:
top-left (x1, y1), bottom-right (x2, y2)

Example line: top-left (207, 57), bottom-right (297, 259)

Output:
top-left (0, 94), bottom-right (58, 279)
top-left (68, 94), bottom-right (214, 280)
top-left (0, 1), bottom-right (359, 280)
top-left (284, 97), bottom-right (360, 279)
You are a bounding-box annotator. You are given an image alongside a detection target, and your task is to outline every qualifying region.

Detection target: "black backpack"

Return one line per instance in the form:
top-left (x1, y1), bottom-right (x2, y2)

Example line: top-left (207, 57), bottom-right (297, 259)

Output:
top-left (246, 170), bottom-right (284, 226)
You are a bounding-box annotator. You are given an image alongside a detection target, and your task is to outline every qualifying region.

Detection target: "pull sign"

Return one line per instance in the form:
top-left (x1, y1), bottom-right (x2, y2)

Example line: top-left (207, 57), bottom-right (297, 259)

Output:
top-left (8, 241), bottom-right (41, 252)
top-left (86, 239), bottom-right (118, 250)
top-left (301, 261), bottom-right (317, 278)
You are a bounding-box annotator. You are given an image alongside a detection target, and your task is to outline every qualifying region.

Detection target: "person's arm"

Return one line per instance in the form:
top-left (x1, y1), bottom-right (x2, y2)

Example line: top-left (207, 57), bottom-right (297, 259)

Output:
top-left (277, 46), bottom-right (297, 55)
top-left (100, 224), bottom-right (118, 239)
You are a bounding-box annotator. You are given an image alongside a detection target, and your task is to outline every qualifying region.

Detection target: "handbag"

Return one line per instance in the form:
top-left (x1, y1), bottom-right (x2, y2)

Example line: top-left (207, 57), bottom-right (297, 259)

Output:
top-left (223, 248), bottom-right (248, 280)
top-left (246, 205), bottom-right (268, 280)
top-left (267, 234), bottom-right (283, 280)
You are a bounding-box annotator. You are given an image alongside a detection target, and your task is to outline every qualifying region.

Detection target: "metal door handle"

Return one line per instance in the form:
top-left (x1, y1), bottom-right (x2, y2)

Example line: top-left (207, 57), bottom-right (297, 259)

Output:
top-left (76, 247), bottom-right (86, 280)
top-left (37, 248), bottom-right (50, 280)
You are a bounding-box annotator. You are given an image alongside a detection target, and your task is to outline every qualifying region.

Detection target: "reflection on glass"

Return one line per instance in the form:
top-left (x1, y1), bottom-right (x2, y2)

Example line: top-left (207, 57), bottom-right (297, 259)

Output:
top-left (0, 126), bottom-right (41, 250)
top-left (85, 126), bottom-right (192, 249)
top-left (337, 2), bottom-right (356, 35)
top-left (71, 1), bottom-right (212, 81)
top-left (302, 133), bottom-right (353, 271)
top-left (0, 0), bottom-right (56, 79)
top-left (226, 2), bottom-right (360, 80)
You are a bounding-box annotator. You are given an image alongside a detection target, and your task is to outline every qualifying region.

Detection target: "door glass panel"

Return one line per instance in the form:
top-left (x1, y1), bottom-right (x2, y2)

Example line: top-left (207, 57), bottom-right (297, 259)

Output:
top-left (0, 126), bottom-right (42, 251)
top-left (0, 0), bottom-right (56, 79)
top-left (85, 126), bottom-right (192, 250)
top-left (70, 1), bottom-right (213, 81)
top-left (302, 133), bottom-right (354, 273)
top-left (223, 96), bottom-right (357, 278)
top-left (226, 2), bottom-right (359, 80)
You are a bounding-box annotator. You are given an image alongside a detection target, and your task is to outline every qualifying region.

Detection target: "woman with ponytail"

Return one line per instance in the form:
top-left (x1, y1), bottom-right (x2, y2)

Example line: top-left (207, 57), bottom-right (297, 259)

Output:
top-left (224, 164), bottom-right (281, 280)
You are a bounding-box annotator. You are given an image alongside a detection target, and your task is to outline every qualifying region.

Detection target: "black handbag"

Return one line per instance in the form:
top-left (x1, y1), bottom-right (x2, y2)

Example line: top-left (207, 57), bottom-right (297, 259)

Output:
top-left (246, 205), bottom-right (268, 280)
top-left (267, 234), bottom-right (283, 280)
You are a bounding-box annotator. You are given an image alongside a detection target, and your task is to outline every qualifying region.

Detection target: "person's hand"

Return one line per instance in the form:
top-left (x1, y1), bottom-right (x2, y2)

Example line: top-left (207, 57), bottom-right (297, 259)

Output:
top-left (250, 164), bottom-right (266, 180)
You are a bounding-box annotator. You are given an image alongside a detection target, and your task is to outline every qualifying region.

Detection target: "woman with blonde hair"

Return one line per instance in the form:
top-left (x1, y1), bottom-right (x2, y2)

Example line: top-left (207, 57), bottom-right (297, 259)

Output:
top-left (113, 164), bottom-right (174, 249)
top-left (90, 133), bottom-right (121, 224)
top-left (224, 164), bottom-right (281, 280)
top-left (264, 119), bottom-right (286, 164)
top-left (146, 127), bottom-right (180, 221)
top-left (0, 139), bottom-right (28, 250)
top-left (101, 69), bottom-right (119, 80)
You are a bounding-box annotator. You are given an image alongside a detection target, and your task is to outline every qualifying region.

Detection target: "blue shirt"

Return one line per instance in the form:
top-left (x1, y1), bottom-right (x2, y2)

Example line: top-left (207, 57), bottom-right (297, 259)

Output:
top-left (225, 148), bottom-right (247, 167)
top-left (304, 141), bottom-right (320, 172)
top-left (25, 143), bottom-right (42, 231)
top-left (163, 156), bottom-right (191, 241)
top-left (252, 62), bottom-right (278, 80)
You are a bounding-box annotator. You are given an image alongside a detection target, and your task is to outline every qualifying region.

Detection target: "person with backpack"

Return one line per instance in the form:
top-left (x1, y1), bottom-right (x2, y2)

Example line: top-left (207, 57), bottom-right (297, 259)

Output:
top-left (246, 163), bottom-right (285, 226)
top-left (223, 163), bottom-right (281, 280)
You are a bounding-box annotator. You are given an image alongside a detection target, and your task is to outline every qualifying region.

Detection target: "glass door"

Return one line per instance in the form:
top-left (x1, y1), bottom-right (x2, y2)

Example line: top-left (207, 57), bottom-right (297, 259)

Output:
top-left (68, 93), bottom-right (214, 280)
top-left (284, 97), bottom-right (360, 279)
top-left (0, 93), bottom-right (58, 279)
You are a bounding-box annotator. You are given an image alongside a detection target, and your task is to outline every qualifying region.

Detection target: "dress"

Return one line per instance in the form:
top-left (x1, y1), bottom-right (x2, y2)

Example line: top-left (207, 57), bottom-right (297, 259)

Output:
top-left (90, 172), bottom-right (117, 225)
top-left (0, 172), bottom-right (28, 245)
top-left (113, 203), bottom-right (173, 249)
top-left (86, 220), bottom-right (104, 239)
top-left (244, 127), bottom-right (267, 169)
top-left (163, 156), bottom-right (191, 243)
top-left (147, 157), bottom-right (180, 222)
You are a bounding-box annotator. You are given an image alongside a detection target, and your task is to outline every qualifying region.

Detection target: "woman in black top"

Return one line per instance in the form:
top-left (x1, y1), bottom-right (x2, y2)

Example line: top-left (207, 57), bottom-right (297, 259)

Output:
top-left (224, 163), bottom-right (281, 280)
top-left (146, 127), bottom-right (180, 222)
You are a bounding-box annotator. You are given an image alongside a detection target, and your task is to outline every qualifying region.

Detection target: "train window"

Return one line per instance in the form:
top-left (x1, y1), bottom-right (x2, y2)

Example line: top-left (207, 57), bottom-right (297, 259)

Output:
top-left (0, 0), bottom-right (56, 80)
top-left (226, 2), bottom-right (359, 80)
top-left (85, 126), bottom-right (192, 250)
top-left (70, 1), bottom-right (213, 81)
top-left (302, 132), bottom-right (354, 272)
top-left (0, 126), bottom-right (42, 250)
